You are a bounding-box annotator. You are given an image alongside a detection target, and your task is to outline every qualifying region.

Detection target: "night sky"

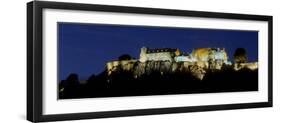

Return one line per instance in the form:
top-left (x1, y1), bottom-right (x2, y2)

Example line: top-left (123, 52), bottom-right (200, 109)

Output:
top-left (58, 23), bottom-right (258, 81)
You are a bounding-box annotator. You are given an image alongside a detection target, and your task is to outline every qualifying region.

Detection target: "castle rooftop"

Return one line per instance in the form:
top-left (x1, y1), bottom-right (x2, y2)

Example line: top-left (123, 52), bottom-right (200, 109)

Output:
top-left (146, 48), bottom-right (177, 53)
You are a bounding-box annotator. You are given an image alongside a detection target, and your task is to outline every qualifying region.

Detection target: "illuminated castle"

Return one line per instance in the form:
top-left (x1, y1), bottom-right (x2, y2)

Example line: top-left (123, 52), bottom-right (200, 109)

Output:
top-left (139, 47), bottom-right (178, 62)
top-left (106, 47), bottom-right (257, 80)
top-left (139, 47), bottom-right (230, 64)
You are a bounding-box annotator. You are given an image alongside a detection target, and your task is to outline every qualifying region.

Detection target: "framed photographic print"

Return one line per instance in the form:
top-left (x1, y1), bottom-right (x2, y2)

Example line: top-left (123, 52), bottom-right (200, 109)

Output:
top-left (27, 1), bottom-right (273, 122)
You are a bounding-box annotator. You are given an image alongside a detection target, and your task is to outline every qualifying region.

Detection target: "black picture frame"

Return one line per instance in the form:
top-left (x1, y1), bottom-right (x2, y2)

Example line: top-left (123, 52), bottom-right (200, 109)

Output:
top-left (27, 1), bottom-right (273, 122)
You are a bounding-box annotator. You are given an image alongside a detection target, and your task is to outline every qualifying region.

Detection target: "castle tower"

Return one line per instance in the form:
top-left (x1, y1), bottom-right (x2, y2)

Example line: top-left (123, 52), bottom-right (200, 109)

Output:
top-left (139, 47), bottom-right (147, 62)
top-left (175, 49), bottom-right (181, 56)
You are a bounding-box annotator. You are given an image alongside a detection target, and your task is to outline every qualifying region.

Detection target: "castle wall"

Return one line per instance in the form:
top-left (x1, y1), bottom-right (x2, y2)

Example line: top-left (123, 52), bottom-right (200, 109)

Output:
top-left (174, 56), bottom-right (195, 62)
top-left (140, 52), bottom-right (173, 62)
top-left (146, 52), bottom-right (173, 61)
top-left (191, 48), bottom-right (228, 63)
top-left (191, 48), bottom-right (211, 61)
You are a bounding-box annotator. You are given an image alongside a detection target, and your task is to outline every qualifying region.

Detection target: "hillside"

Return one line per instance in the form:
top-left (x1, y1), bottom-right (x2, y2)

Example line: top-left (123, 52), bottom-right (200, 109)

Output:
top-left (59, 61), bottom-right (258, 99)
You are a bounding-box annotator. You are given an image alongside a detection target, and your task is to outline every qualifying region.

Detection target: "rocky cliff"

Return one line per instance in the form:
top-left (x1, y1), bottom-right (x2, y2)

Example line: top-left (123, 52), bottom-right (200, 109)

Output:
top-left (107, 60), bottom-right (212, 80)
top-left (106, 59), bottom-right (258, 81)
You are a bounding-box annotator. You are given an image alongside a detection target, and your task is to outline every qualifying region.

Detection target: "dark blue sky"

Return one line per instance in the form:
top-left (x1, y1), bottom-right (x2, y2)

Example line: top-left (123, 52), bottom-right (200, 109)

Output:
top-left (58, 23), bottom-right (258, 80)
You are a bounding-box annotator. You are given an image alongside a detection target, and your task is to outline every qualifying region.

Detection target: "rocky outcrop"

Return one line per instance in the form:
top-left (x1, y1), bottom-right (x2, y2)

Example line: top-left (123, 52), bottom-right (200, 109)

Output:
top-left (233, 62), bottom-right (258, 71)
top-left (106, 59), bottom-right (258, 80)
top-left (106, 60), bottom-right (209, 80)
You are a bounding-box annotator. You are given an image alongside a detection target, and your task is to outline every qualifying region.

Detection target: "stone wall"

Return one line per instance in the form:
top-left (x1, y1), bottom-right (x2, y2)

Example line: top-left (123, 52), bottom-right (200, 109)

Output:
top-left (139, 47), bottom-right (175, 62)
top-left (140, 52), bottom-right (174, 62)
top-left (191, 48), bottom-right (228, 63)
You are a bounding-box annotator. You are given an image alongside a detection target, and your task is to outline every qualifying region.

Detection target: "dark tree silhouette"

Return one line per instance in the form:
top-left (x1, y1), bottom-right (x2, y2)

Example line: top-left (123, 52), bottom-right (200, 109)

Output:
top-left (118, 54), bottom-right (132, 60)
top-left (59, 60), bottom-right (258, 99)
top-left (233, 48), bottom-right (247, 63)
top-left (59, 73), bottom-right (81, 99)
top-left (66, 73), bottom-right (80, 85)
top-left (87, 74), bottom-right (96, 82)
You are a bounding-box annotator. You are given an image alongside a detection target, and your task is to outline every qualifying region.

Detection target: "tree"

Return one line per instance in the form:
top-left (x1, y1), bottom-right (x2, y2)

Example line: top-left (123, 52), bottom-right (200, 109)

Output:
top-left (118, 54), bottom-right (132, 60)
top-left (233, 48), bottom-right (247, 63)
top-left (66, 73), bottom-right (80, 85)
